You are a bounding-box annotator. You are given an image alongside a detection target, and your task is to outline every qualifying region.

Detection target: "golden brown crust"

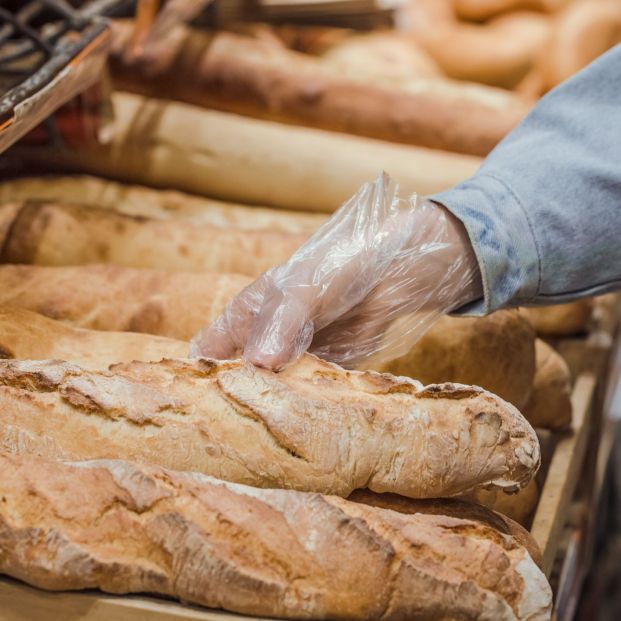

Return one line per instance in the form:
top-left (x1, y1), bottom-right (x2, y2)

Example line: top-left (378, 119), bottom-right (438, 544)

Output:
top-left (0, 354), bottom-right (540, 498)
top-left (374, 311), bottom-right (536, 410)
top-left (523, 339), bottom-right (572, 430)
top-left (0, 200), bottom-right (307, 277)
top-left (0, 175), bottom-right (327, 234)
top-left (520, 300), bottom-right (594, 336)
top-left (0, 307), bottom-right (186, 368)
top-left (348, 488), bottom-right (543, 568)
top-left (0, 453), bottom-right (552, 620)
top-left (110, 24), bottom-right (531, 156)
top-left (453, 0), bottom-right (569, 21)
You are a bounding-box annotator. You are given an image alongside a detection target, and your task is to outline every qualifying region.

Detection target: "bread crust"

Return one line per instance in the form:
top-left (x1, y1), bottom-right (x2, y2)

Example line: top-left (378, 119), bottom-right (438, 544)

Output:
top-left (0, 354), bottom-right (540, 498)
top-left (0, 453), bottom-right (552, 620)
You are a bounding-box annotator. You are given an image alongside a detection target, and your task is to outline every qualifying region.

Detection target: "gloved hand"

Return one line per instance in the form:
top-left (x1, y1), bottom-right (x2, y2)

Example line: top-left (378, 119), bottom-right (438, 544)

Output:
top-left (190, 173), bottom-right (482, 370)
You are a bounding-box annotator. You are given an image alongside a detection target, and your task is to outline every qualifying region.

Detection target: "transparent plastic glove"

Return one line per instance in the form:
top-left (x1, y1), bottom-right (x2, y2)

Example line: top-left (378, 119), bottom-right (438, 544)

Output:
top-left (190, 173), bottom-right (482, 370)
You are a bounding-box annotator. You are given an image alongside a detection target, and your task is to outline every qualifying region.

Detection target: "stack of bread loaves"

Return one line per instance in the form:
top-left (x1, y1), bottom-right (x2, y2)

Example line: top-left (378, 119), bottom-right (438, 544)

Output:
top-left (0, 173), bottom-right (558, 616)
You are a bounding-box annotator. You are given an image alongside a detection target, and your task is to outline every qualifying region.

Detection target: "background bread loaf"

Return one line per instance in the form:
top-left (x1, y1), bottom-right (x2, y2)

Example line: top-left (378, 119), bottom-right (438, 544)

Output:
top-left (520, 300), bottom-right (594, 336)
top-left (0, 201), bottom-right (307, 277)
top-left (0, 355), bottom-right (540, 498)
top-left (11, 92), bottom-right (482, 211)
top-left (0, 453), bottom-right (552, 620)
top-left (0, 175), bottom-right (326, 233)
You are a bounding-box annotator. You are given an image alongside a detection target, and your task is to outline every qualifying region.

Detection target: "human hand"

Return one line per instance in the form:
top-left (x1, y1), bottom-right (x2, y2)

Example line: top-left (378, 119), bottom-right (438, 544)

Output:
top-left (190, 173), bottom-right (482, 370)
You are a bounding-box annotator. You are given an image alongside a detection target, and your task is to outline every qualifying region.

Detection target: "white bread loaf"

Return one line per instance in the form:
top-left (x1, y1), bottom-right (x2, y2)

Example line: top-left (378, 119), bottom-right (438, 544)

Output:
top-left (0, 453), bottom-right (552, 620)
top-left (523, 339), bottom-right (572, 430)
top-left (0, 354), bottom-right (540, 498)
top-left (110, 24), bottom-right (530, 156)
top-left (0, 175), bottom-right (326, 233)
top-left (12, 92), bottom-right (482, 212)
top-left (0, 201), bottom-right (307, 277)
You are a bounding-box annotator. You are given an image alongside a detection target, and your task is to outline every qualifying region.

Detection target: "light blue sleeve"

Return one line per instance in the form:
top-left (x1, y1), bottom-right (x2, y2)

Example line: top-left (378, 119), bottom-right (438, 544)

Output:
top-left (431, 44), bottom-right (621, 315)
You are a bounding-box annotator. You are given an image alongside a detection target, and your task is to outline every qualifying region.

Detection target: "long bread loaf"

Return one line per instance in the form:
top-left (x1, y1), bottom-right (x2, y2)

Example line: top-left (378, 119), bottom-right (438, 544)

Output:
top-left (0, 308), bottom-right (186, 368)
top-left (110, 24), bottom-right (530, 156)
top-left (0, 453), bottom-right (552, 620)
top-left (0, 265), bottom-right (536, 412)
top-left (0, 201), bottom-right (307, 277)
top-left (0, 175), bottom-right (326, 233)
top-left (12, 92), bottom-right (482, 211)
top-left (0, 354), bottom-right (540, 498)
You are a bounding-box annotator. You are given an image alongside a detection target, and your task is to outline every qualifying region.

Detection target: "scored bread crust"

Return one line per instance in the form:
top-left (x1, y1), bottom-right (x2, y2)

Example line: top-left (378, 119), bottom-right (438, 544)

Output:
top-left (0, 201), bottom-right (308, 278)
top-left (0, 453), bottom-right (552, 620)
top-left (0, 354), bottom-right (540, 498)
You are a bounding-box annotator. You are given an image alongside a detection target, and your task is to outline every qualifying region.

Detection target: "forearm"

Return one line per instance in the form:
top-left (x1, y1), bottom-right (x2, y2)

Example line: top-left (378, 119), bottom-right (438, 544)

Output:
top-left (432, 44), bottom-right (621, 314)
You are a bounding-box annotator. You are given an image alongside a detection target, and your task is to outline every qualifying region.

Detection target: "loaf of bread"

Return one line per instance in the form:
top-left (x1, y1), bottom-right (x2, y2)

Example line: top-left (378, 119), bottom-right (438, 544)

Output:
top-left (348, 488), bottom-right (542, 563)
top-left (0, 308), bottom-right (186, 368)
top-left (453, 0), bottom-right (569, 21)
top-left (520, 300), bottom-right (594, 336)
top-left (0, 453), bottom-right (552, 620)
top-left (538, 0), bottom-right (621, 90)
top-left (373, 311), bottom-right (536, 410)
top-left (410, 12), bottom-right (552, 88)
top-left (110, 24), bottom-right (530, 156)
top-left (0, 266), bottom-right (539, 413)
top-left (0, 354), bottom-right (540, 498)
top-left (13, 92), bottom-right (482, 212)
top-left (523, 339), bottom-right (572, 430)
top-left (0, 175), bottom-right (326, 233)
top-left (0, 265), bottom-right (249, 337)
top-left (0, 201), bottom-right (307, 277)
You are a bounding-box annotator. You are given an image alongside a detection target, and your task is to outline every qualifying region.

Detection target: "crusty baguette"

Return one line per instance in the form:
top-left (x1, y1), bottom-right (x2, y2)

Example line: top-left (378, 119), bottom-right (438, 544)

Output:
top-left (0, 265), bottom-right (249, 336)
top-left (373, 311), bottom-right (536, 410)
top-left (12, 92), bottom-right (481, 212)
top-left (523, 339), bottom-right (572, 430)
top-left (110, 25), bottom-right (530, 157)
top-left (0, 308), bottom-right (186, 368)
top-left (411, 12), bottom-right (552, 88)
top-left (453, 0), bottom-right (569, 21)
top-left (0, 453), bottom-right (552, 620)
top-left (0, 201), bottom-right (307, 277)
top-left (520, 300), bottom-right (594, 336)
top-left (0, 266), bottom-right (538, 412)
top-left (348, 488), bottom-right (542, 566)
top-left (0, 175), bottom-right (326, 233)
top-left (0, 354), bottom-right (540, 498)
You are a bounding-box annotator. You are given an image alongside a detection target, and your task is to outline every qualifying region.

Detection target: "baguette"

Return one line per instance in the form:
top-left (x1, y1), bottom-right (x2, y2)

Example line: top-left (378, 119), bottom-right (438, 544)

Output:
top-left (0, 265), bottom-right (249, 337)
top-left (523, 339), bottom-right (572, 430)
top-left (373, 312), bottom-right (536, 410)
top-left (0, 266), bottom-right (538, 412)
top-left (0, 453), bottom-right (552, 620)
top-left (0, 354), bottom-right (540, 498)
top-left (0, 201), bottom-right (307, 277)
top-left (12, 92), bottom-right (482, 212)
top-left (0, 308), bottom-right (186, 368)
top-left (520, 300), bottom-right (594, 336)
top-left (110, 25), bottom-right (530, 156)
top-left (0, 175), bottom-right (326, 233)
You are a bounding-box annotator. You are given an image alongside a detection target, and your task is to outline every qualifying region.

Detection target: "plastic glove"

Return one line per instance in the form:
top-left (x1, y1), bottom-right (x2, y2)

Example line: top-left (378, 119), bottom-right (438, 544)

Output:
top-left (190, 173), bottom-right (482, 370)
